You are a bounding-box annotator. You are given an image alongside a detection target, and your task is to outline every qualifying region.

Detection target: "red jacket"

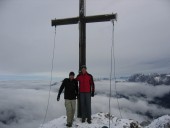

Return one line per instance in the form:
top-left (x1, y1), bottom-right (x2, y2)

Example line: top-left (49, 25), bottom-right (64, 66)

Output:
top-left (76, 72), bottom-right (95, 93)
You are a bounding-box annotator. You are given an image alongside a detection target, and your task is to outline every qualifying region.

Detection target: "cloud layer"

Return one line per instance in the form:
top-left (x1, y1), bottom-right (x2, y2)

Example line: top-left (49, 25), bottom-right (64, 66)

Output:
top-left (0, 79), bottom-right (170, 128)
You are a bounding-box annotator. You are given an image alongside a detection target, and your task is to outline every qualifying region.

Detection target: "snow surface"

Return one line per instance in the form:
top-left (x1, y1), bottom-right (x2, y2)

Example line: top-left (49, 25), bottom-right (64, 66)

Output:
top-left (40, 113), bottom-right (170, 128)
top-left (39, 112), bottom-right (141, 128)
top-left (145, 115), bottom-right (170, 128)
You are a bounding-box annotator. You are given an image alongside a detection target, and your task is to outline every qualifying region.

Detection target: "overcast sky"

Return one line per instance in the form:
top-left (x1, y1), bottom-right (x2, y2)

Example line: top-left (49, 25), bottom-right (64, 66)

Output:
top-left (0, 0), bottom-right (170, 78)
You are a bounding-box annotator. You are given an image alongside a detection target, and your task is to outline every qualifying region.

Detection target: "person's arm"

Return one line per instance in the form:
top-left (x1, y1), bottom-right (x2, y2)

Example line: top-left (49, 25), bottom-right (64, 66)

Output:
top-left (75, 76), bottom-right (78, 81)
top-left (90, 75), bottom-right (95, 97)
top-left (75, 80), bottom-right (78, 97)
top-left (57, 79), bottom-right (65, 101)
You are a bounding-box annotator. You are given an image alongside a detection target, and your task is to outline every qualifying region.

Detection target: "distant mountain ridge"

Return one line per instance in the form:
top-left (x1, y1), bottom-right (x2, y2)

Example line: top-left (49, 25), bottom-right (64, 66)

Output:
top-left (128, 73), bottom-right (170, 85)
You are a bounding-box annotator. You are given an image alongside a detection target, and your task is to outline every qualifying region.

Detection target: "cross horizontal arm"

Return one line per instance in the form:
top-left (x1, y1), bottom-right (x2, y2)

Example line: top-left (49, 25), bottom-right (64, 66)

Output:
top-left (51, 13), bottom-right (117, 26)
top-left (85, 13), bottom-right (117, 23)
top-left (51, 17), bottom-right (79, 26)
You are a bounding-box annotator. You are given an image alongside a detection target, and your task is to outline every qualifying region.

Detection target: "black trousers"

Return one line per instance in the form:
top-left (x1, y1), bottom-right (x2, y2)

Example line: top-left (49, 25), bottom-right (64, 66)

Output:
top-left (80, 93), bottom-right (91, 120)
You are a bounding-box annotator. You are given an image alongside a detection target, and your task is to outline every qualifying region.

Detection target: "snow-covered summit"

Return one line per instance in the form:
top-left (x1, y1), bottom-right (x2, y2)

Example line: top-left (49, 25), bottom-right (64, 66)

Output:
top-left (39, 112), bottom-right (142, 128)
top-left (39, 113), bottom-right (170, 128)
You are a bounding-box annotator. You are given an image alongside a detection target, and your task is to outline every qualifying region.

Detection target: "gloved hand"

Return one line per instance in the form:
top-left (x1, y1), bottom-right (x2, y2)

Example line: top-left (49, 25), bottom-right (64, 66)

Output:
top-left (91, 91), bottom-right (94, 97)
top-left (57, 95), bottom-right (60, 101)
top-left (76, 94), bottom-right (79, 99)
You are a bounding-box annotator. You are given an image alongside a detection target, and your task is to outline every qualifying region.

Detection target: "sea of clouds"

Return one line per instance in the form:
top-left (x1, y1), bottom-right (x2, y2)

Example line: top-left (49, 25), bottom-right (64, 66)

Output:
top-left (0, 79), bottom-right (170, 128)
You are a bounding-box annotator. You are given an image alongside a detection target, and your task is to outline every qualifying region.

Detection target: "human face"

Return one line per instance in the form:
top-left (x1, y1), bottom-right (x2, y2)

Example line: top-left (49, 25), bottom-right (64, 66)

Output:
top-left (69, 75), bottom-right (74, 80)
top-left (81, 68), bottom-right (87, 74)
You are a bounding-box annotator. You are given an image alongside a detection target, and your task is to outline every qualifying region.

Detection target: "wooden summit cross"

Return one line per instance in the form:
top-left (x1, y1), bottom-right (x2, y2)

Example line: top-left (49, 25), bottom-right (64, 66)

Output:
top-left (51, 0), bottom-right (117, 117)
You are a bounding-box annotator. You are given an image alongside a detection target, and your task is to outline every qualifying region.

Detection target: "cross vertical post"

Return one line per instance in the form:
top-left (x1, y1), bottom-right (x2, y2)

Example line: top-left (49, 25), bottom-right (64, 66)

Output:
top-left (79, 0), bottom-right (86, 71)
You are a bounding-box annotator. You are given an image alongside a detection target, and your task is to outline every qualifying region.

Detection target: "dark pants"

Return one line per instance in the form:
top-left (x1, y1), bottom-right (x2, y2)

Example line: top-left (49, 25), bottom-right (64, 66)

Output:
top-left (80, 93), bottom-right (91, 120)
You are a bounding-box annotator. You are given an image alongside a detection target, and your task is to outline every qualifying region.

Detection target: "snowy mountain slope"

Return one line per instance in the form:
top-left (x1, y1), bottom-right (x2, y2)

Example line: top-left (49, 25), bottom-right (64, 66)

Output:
top-left (40, 113), bottom-right (170, 128)
top-left (145, 115), bottom-right (170, 128)
top-left (39, 112), bottom-right (142, 128)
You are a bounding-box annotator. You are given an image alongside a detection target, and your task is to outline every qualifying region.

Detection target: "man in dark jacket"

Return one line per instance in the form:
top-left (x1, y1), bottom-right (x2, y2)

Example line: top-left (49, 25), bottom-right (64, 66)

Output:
top-left (76, 65), bottom-right (95, 124)
top-left (57, 72), bottom-right (78, 127)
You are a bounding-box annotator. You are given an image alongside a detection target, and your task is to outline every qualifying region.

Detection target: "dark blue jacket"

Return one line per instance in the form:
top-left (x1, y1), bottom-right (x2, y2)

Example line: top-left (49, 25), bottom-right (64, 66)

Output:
top-left (58, 78), bottom-right (78, 100)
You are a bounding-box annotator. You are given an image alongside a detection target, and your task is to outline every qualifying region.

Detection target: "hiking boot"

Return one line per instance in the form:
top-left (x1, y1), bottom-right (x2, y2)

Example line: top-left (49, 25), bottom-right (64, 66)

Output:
top-left (66, 123), bottom-right (72, 127)
top-left (87, 119), bottom-right (91, 124)
top-left (82, 118), bottom-right (85, 123)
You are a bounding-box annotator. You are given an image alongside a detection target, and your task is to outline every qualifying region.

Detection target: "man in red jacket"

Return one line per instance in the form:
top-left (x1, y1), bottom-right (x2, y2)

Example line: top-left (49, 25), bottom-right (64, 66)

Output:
top-left (76, 65), bottom-right (95, 124)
